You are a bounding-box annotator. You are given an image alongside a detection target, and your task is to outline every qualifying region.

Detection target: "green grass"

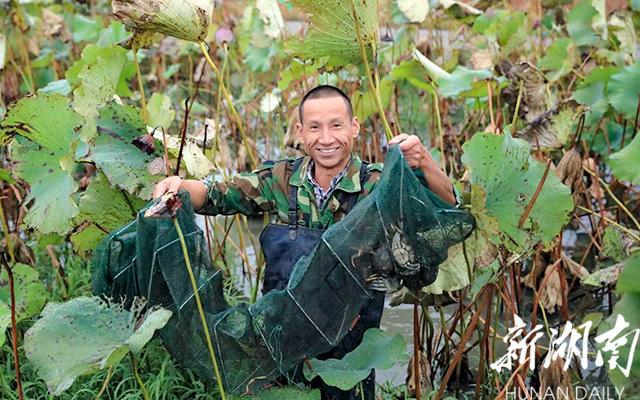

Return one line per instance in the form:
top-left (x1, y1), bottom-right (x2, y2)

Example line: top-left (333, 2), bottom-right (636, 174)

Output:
top-left (0, 242), bottom-right (216, 400)
top-left (0, 338), bottom-right (214, 399)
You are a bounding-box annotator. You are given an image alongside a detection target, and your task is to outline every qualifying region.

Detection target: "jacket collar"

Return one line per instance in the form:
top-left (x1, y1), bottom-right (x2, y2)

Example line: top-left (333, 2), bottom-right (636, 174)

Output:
top-left (289, 153), bottom-right (364, 193)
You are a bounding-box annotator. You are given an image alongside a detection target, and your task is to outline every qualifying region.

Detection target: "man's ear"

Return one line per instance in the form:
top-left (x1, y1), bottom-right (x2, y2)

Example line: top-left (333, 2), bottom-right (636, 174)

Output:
top-left (295, 121), bottom-right (303, 140)
top-left (351, 116), bottom-right (360, 137)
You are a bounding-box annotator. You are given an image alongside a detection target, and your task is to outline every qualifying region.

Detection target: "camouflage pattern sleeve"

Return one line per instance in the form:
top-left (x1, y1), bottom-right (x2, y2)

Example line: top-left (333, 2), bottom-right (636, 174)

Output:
top-left (196, 161), bottom-right (283, 216)
top-left (360, 162), bottom-right (384, 197)
top-left (365, 161), bottom-right (461, 207)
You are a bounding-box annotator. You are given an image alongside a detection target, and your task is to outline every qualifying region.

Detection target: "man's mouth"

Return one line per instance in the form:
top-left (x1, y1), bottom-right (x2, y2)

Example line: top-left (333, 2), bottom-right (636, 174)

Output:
top-left (317, 147), bottom-right (340, 154)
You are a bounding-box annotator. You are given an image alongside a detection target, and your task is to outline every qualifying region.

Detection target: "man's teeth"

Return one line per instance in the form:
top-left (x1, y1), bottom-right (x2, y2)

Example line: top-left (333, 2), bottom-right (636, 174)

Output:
top-left (318, 148), bottom-right (338, 153)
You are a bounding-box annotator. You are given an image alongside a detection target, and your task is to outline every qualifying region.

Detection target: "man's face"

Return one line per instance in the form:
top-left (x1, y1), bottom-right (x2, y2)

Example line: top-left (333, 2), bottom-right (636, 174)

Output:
top-left (295, 96), bottom-right (360, 172)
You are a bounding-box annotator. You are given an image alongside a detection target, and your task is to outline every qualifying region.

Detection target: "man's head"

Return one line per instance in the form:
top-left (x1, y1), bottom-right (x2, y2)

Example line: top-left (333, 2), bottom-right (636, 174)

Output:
top-left (295, 85), bottom-right (360, 173)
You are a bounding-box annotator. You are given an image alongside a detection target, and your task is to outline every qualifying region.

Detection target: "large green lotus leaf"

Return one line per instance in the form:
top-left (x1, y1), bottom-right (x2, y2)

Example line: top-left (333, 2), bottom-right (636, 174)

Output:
top-left (353, 76), bottom-right (393, 121)
top-left (423, 232), bottom-right (496, 295)
top-left (609, 134), bottom-right (640, 185)
top-left (89, 103), bottom-right (159, 199)
top-left (471, 10), bottom-right (527, 55)
top-left (572, 82), bottom-right (609, 125)
top-left (0, 263), bottom-right (47, 323)
top-left (0, 302), bottom-right (9, 347)
top-left (616, 253), bottom-right (640, 294)
top-left (154, 131), bottom-right (214, 179)
top-left (71, 14), bottom-right (103, 43)
top-left (597, 292), bottom-right (640, 396)
top-left (470, 185), bottom-right (502, 245)
top-left (590, 0), bottom-right (607, 40)
top-left (396, 0), bottom-right (429, 23)
top-left (567, 0), bottom-right (598, 46)
top-left (304, 328), bottom-right (407, 390)
top-left (469, 259), bottom-right (501, 302)
top-left (66, 45), bottom-right (129, 141)
top-left (78, 173), bottom-right (145, 228)
top-left (538, 38), bottom-right (577, 82)
top-left (581, 66), bottom-right (619, 85)
top-left (70, 224), bottom-right (107, 257)
top-left (461, 133), bottom-right (573, 252)
top-left (289, 0), bottom-right (378, 67)
top-left (230, 387), bottom-right (320, 400)
top-left (10, 138), bottom-right (79, 234)
top-left (71, 173), bottom-right (145, 255)
top-left (436, 66), bottom-right (495, 98)
top-left (0, 95), bottom-right (83, 223)
top-left (239, 6), bottom-right (279, 73)
top-left (147, 93), bottom-right (175, 131)
top-left (277, 58), bottom-right (326, 91)
top-left (24, 297), bottom-right (172, 395)
top-left (255, 0), bottom-right (286, 40)
top-left (0, 168), bottom-right (15, 184)
top-left (390, 59), bottom-right (434, 91)
top-left (607, 62), bottom-right (640, 119)
top-left (609, 13), bottom-right (637, 58)
top-left (0, 93), bottom-right (82, 151)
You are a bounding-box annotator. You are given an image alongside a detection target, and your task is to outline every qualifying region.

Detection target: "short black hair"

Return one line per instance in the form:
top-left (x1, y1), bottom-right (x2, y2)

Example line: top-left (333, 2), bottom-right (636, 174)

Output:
top-left (298, 85), bottom-right (353, 123)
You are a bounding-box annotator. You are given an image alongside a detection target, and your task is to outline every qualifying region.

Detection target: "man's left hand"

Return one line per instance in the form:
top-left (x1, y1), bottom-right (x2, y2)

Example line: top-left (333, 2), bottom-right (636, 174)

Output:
top-left (389, 133), bottom-right (432, 170)
top-left (388, 133), bottom-right (457, 205)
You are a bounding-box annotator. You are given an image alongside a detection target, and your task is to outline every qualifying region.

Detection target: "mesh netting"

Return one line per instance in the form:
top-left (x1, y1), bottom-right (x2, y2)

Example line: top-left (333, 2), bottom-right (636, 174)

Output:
top-left (92, 146), bottom-right (475, 393)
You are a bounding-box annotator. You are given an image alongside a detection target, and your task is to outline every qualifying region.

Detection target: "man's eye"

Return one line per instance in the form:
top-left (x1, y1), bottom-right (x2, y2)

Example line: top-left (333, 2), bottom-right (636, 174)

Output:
top-left (308, 125), bottom-right (318, 130)
top-left (333, 124), bottom-right (342, 128)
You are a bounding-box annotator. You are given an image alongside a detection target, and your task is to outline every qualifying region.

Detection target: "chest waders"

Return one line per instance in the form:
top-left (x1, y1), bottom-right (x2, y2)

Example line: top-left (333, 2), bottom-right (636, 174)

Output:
top-left (259, 159), bottom-right (385, 400)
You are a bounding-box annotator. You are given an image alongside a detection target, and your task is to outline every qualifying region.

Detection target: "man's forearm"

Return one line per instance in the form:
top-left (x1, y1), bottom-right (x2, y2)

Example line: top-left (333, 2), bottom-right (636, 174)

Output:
top-left (181, 179), bottom-right (207, 210)
top-left (419, 157), bottom-right (456, 205)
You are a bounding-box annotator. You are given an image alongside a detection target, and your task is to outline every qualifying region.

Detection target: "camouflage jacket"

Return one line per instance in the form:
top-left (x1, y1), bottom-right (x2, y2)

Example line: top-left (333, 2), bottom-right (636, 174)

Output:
top-left (198, 153), bottom-right (455, 229)
top-left (198, 154), bottom-right (384, 229)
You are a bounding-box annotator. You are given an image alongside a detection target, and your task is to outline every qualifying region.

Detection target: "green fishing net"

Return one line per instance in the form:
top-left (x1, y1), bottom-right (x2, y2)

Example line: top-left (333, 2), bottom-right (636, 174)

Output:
top-left (92, 145), bottom-right (475, 393)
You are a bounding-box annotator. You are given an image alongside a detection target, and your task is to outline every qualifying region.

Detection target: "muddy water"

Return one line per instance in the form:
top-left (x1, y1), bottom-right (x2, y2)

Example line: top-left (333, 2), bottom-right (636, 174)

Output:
top-left (377, 303), bottom-right (416, 386)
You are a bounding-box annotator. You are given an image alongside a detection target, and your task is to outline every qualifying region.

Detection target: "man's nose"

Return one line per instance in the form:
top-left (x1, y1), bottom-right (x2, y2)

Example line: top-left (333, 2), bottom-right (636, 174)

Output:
top-left (318, 126), bottom-right (334, 144)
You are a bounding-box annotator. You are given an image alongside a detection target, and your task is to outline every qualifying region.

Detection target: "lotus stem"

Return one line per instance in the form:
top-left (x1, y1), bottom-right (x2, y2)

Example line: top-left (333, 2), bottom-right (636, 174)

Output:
top-left (0, 198), bottom-right (15, 263)
top-left (172, 217), bottom-right (227, 400)
top-left (518, 159), bottom-right (552, 228)
top-left (133, 48), bottom-right (148, 122)
top-left (198, 41), bottom-right (258, 169)
top-left (487, 81), bottom-right (496, 134)
top-left (349, 0), bottom-right (393, 142)
top-left (0, 257), bottom-right (23, 400)
top-left (512, 80), bottom-right (524, 128)
top-left (582, 166), bottom-right (640, 232)
top-left (576, 205), bottom-right (640, 243)
top-left (431, 83), bottom-right (447, 171)
top-left (413, 297), bottom-right (421, 400)
top-left (94, 366), bottom-right (113, 400)
top-left (129, 353), bottom-right (150, 400)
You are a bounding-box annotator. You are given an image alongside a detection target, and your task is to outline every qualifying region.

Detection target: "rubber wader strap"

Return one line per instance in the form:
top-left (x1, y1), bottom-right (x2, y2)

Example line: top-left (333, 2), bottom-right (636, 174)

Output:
top-left (345, 161), bottom-right (370, 213)
top-left (288, 159), bottom-right (370, 237)
top-left (288, 185), bottom-right (298, 240)
top-left (288, 157), bottom-right (305, 240)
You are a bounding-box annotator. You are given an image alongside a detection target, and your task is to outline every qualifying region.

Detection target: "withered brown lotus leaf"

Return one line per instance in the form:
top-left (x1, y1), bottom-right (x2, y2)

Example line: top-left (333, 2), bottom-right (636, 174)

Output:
top-left (112, 0), bottom-right (213, 43)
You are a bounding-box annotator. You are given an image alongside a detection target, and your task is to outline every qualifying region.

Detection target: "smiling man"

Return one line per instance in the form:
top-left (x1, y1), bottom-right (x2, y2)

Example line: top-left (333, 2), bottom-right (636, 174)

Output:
top-left (153, 85), bottom-right (456, 399)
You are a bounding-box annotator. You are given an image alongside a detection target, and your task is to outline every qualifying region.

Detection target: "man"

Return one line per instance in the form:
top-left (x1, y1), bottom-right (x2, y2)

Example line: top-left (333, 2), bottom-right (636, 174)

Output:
top-left (153, 85), bottom-right (456, 399)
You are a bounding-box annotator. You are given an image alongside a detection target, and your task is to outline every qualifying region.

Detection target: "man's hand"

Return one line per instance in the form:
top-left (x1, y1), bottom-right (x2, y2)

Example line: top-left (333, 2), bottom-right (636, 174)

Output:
top-left (153, 176), bottom-right (183, 199)
top-left (153, 176), bottom-right (208, 210)
top-left (388, 133), bottom-right (457, 205)
top-left (389, 133), bottom-right (432, 170)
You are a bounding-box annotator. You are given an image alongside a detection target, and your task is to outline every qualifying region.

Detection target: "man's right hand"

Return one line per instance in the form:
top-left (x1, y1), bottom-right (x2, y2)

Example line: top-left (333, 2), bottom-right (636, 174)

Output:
top-left (152, 177), bottom-right (207, 210)
top-left (152, 176), bottom-right (183, 199)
